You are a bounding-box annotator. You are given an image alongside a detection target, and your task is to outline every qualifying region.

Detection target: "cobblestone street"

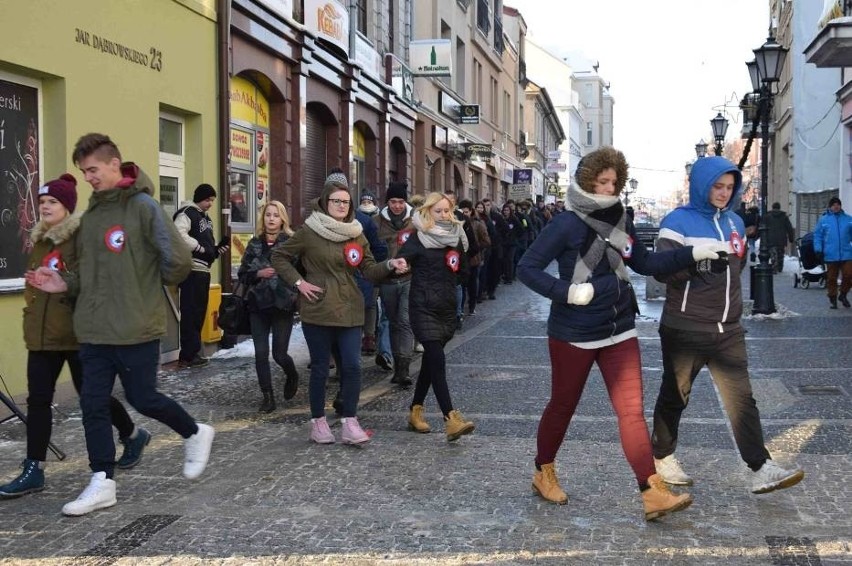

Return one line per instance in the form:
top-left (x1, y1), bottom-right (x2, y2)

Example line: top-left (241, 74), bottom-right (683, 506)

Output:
top-left (1, 266), bottom-right (850, 565)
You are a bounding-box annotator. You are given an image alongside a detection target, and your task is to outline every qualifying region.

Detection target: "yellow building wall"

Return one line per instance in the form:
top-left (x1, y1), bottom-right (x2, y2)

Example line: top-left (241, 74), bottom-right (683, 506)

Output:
top-left (0, 0), bottom-right (219, 397)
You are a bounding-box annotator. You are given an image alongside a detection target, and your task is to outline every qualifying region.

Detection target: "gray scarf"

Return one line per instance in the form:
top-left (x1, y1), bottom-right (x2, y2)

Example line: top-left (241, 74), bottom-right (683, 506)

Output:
top-left (304, 211), bottom-right (363, 242)
top-left (411, 212), bottom-right (469, 251)
top-left (566, 182), bottom-right (630, 284)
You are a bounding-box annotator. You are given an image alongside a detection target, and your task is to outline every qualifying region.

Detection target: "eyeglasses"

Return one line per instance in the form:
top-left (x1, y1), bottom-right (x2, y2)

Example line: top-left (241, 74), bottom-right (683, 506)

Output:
top-left (328, 198), bottom-right (351, 206)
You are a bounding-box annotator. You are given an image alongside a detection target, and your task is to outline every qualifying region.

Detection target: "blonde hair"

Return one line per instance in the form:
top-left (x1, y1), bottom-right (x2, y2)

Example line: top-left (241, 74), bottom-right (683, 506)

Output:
top-left (416, 192), bottom-right (461, 231)
top-left (256, 200), bottom-right (294, 237)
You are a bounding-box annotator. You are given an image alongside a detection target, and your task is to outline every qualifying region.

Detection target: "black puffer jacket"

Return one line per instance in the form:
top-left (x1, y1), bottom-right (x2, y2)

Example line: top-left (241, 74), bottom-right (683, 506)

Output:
top-left (397, 235), bottom-right (468, 344)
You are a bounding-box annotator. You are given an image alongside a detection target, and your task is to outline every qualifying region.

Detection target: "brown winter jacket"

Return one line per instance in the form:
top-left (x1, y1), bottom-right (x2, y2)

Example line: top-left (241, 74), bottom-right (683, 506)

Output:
top-left (23, 214), bottom-right (82, 351)
top-left (373, 204), bottom-right (415, 282)
top-left (270, 224), bottom-right (393, 327)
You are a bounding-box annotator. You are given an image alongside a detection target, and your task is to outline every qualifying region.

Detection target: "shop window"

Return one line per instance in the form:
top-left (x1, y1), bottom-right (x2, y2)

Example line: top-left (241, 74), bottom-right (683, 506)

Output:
top-left (0, 72), bottom-right (42, 291)
top-left (158, 113), bottom-right (185, 217)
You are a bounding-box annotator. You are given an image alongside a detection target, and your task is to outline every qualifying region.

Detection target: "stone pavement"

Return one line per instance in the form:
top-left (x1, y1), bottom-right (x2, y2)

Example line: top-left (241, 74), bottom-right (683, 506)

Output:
top-left (0, 259), bottom-right (850, 565)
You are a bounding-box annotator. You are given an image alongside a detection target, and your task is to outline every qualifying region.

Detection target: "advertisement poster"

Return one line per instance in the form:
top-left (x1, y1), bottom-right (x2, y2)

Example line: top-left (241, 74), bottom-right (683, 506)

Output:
top-left (256, 130), bottom-right (268, 203)
top-left (0, 78), bottom-right (40, 286)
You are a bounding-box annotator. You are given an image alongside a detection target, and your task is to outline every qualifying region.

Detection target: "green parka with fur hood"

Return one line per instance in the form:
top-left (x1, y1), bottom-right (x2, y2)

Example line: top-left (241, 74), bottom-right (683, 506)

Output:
top-left (23, 213), bottom-right (82, 351)
top-left (67, 164), bottom-right (192, 345)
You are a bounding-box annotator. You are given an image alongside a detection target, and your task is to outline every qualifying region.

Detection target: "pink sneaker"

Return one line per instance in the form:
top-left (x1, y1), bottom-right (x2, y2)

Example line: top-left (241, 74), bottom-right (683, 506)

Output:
top-left (310, 417), bottom-right (335, 444)
top-left (340, 417), bottom-right (370, 446)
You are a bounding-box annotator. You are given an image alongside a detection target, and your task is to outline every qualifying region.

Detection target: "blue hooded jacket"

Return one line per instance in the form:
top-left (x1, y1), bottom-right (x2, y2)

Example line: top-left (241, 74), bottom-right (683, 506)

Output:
top-left (656, 157), bottom-right (747, 332)
top-left (813, 206), bottom-right (852, 262)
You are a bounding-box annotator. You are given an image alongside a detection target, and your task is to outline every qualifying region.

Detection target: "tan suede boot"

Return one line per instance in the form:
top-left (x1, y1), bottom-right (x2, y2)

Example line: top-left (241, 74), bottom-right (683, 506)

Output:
top-left (444, 410), bottom-right (475, 441)
top-left (642, 473), bottom-right (693, 520)
top-left (407, 405), bottom-right (431, 433)
top-left (532, 462), bottom-right (568, 504)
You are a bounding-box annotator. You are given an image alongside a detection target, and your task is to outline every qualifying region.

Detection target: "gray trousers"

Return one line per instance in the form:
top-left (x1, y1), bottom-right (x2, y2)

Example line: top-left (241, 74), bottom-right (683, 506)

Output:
top-left (379, 279), bottom-right (414, 357)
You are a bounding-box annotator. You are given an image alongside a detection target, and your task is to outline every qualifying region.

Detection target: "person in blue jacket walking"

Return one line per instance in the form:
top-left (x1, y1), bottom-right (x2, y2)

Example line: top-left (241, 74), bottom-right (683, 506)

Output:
top-left (650, 156), bottom-right (804, 496)
top-left (813, 196), bottom-right (852, 308)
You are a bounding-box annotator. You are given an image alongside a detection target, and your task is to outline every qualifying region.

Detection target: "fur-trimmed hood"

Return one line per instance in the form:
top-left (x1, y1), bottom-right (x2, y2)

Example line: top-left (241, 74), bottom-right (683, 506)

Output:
top-left (30, 213), bottom-right (82, 246)
top-left (380, 203), bottom-right (414, 220)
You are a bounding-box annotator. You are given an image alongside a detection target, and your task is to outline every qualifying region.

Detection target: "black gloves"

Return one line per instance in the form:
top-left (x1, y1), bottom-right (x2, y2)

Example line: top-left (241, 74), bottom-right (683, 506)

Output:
top-left (690, 252), bottom-right (729, 279)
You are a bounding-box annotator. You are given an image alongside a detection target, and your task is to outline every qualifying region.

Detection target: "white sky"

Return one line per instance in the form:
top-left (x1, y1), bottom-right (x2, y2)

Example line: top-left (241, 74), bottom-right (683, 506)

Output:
top-left (509, 0), bottom-right (771, 205)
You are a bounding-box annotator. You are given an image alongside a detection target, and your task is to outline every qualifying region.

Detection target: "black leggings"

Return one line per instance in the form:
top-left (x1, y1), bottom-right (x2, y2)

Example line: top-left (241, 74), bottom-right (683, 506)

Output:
top-left (410, 340), bottom-right (453, 416)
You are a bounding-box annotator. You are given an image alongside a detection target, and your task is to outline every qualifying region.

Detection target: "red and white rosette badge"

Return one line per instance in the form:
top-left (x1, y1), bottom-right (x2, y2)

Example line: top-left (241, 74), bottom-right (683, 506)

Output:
top-left (104, 225), bottom-right (126, 253)
top-left (621, 235), bottom-right (634, 259)
top-left (445, 249), bottom-right (461, 272)
top-left (397, 229), bottom-right (413, 247)
top-left (727, 217), bottom-right (745, 258)
top-left (42, 250), bottom-right (65, 271)
top-left (344, 242), bottom-right (364, 267)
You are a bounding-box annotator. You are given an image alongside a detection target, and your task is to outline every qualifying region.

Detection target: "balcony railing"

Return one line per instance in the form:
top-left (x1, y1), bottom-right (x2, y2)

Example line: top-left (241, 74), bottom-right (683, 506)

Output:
top-left (493, 16), bottom-right (504, 55)
top-left (476, 0), bottom-right (491, 35)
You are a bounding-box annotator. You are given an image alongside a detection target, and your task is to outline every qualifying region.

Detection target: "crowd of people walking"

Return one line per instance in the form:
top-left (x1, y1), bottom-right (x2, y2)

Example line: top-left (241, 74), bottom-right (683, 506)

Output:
top-left (1, 139), bottom-right (814, 522)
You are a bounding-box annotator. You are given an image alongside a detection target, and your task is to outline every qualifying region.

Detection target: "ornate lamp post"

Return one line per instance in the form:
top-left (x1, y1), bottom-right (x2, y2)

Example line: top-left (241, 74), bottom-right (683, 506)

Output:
top-left (710, 112), bottom-right (729, 156)
top-left (749, 36), bottom-right (789, 315)
top-left (625, 177), bottom-right (638, 206)
top-left (695, 139), bottom-right (708, 159)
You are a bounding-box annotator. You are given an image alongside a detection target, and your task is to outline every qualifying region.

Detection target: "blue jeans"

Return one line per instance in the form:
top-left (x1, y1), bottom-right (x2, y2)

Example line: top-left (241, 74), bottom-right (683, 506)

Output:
top-left (79, 340), bottom-right (198, 477)
top-left (302, 324), bottom-right (362, 418)
top-left (377, 304), bottom-right (391, 357)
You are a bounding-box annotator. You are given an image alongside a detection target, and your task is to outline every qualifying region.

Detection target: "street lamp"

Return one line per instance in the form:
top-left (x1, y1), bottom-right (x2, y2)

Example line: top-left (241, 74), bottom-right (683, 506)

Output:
top-left (625, 177), bottom-right (638, 206)
top-left (695, 139), bottom-right (708, 158)
top-left (749, 35), bottom-right (789, 315)
top-left (710, 112), bottom-right (729, 156)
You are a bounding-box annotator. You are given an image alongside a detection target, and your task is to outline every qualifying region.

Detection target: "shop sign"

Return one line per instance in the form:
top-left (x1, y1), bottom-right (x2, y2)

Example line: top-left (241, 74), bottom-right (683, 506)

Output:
top-left (353, 128), bottom-right (366, 159)
top-left (547, 150), bottom-right (561, 160)
top-left (459, 104), bottom-right (480, 125)
top-left (546, 162), bottom-right (567, 173)
top-left (501, 161), bottom-right (514, 184)
top-left (74, 28), bottom-right (162, 72)
top-left (230, 76), bottom-right (270, 129)
top-left (513, 168), bottom-right (533, 185)
top-left (230, 128), bottom-right (253, 167)
top-left (547, 183), bottom-right (561, 196)
top-left (256, 131), bottom-right (269, 202)
top-left (509, 184), bottom-right (531, 200)
top-left (388, 54), bottom-right (415, 106)
top-left (305, 0), bottom-right (349, 56)
top-left (464, 143), bottom-right (492, 163)
top-left (439, 91), bottom-right (461, 121)
top-left (410, 39), bottom-right (452, 77)
top-left (257, 0), bottom-right (294, 21)
top-left (432, 125), bottom-right (448, 150)
top-left (355, 35), bottom-right (383, 79)
top-left (0, 77), bottom-right (40, 287)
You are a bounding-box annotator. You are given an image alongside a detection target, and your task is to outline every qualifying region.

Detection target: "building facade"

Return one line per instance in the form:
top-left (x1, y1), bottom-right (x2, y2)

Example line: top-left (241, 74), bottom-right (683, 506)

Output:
top-left (0, 0), bottom-right (220, 395)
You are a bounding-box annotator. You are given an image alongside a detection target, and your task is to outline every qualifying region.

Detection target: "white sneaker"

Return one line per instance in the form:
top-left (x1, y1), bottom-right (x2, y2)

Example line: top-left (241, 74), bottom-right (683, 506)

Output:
top-left (62, 472), bottom-right (117, 516)
top-left (752, 460), bottom-right (804, 494)
top-left (654, 455), bottom-right (694, 486)
top-left (184, 423), bottom-right (215, 480)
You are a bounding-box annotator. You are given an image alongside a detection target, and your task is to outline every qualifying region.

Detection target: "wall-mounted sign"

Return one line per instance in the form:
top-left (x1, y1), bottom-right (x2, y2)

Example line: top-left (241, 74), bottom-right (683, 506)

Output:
top-left (439, 91), bottom-right (461, 121)
top-left (230, 128), bottom-right (253, 167)
top-left (257, 0), bottom-right (294, 21)
top-left (388, 54), bottom-right (415, 106)
top-left (459, 104), bottom-right (480, 125)
top-left (501, 161), bottom-right (514, 184)
top-left (509, 184), bottom-right (531, 200)
top-left (464, 143), bottom-right (492, 163)
top-left (546, 162), bottom-right (567, 173)
top-left (230, 76), bottom-right (270, 129)
top-left (432, 125), bottom-right (448, 149)
top-left (74, 27), bottom-right (162, 72)
top-left (305, 0), bottom-right (349, 56)
top-left (547, 183), bottom-right (561, 196)
top-left (410, 39), bottom-right (452, 77)
top-left (513, 168), bottom-right (533, 185)
top-left (355, 34), bottom-right (383, 79)
top-left (547, 150), bottom-right (561, 160)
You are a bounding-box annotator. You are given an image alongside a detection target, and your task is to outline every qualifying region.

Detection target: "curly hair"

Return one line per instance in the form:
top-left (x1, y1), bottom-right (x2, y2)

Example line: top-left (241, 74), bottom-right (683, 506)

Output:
top-left (574, 146), bottom-right (629, 195)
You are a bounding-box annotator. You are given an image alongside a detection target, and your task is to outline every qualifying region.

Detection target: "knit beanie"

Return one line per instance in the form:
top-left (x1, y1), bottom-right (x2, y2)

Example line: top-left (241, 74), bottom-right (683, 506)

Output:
top-left (360, 191), bottom-right (376, 204)
top-left (193, 183), bottom-right (217, 203)
top-left (317, 168), bottom-right (355, 222)
top-left (38, 174), bottom-right (78, 213)
top-left (386, 181), bottom-right (408, 202)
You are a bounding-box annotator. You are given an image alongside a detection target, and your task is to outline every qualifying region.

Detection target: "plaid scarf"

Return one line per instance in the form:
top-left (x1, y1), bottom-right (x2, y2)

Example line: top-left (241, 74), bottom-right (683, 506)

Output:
top-left (566, 183), bottom-right (630, 284)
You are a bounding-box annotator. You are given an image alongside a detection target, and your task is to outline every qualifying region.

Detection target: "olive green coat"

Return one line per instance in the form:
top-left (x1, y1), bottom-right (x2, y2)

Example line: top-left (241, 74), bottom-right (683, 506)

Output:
top-left (23, 214), bottom-right (82, 351)
top-left (270, 225), bottom-right (392, 327)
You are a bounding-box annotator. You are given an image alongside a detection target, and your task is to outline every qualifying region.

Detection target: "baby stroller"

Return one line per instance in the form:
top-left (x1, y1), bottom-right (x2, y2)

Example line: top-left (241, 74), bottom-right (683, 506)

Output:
top-left (793, 232), bottom-right (826, 289)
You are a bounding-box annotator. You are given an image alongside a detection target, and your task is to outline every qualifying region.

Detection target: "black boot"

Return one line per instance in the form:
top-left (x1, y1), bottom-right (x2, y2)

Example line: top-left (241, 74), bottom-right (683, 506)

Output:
top-left (390, 355), bottom-right (401, 384)
top-left (259, 390), bottom-right (276, 413)
top-left (830, 296), bottom-right (838, 309)
top-left (283, 366), bottom-right (299, 400)
top-left (394, 357), bottom-right (412, 387)
top-left (840, 293), bottom-right (850, 308)
top-left (332, 390), bottom-right (344, 416)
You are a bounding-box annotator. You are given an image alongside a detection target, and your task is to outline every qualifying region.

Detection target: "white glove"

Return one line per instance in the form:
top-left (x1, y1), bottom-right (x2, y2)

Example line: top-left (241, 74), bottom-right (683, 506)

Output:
top-left (692, 243), bottom-right (726, 262)
top-left (567, 282), bottom-right (594, 305)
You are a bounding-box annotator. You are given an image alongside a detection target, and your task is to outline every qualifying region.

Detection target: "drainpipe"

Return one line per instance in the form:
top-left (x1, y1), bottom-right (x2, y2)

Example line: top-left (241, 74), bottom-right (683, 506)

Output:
top-left (217, 0), bottom-right (232, 291)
